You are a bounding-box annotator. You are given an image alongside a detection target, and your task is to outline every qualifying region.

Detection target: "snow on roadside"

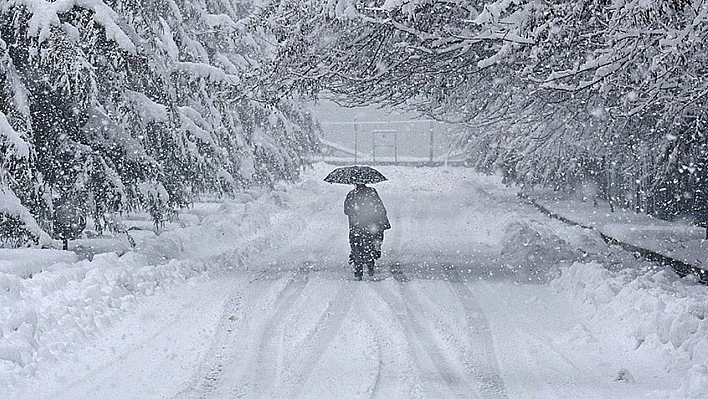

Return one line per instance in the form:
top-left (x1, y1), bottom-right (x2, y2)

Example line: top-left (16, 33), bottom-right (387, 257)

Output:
top-left (0, 187), bottom-right (295, 388)
top-left (498, 219), bottom-right (585, 282)
top-left (552, 262), bottom-right (708, 398)
top-left (0, 249), bottom-right (77, 278)
top-left (494, 200), bottom-right (708, 396)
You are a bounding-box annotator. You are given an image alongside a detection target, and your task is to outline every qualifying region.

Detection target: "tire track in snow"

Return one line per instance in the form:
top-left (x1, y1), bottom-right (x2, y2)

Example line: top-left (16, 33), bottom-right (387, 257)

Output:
top-left (399, 283), bottom-right (484, 399)
top-left (356, 285), bottom-right (417, 399)
top-left (173, 269), bottom-right (308, 399)
top-left (286, 282), bottom-right (357, 399)
top-left (366, 334), bottom-right (384, 399)
top-left (249, 270), bottom-right (311, 398)
top-left (371, 282), bottom-right (481, 398)
top-left (173, 293), bottom-right (243, 399)
top-left (443, 266), bottom-right (508, 399)
top-left (177, 186), bottom-right (349, 398)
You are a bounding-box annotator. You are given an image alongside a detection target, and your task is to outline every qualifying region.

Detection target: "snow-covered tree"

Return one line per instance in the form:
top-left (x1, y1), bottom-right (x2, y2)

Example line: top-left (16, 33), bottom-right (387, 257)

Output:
top-left (0, 0), bottom-right (319, 246)
top-left (263, 0), bottom-right (708, 219)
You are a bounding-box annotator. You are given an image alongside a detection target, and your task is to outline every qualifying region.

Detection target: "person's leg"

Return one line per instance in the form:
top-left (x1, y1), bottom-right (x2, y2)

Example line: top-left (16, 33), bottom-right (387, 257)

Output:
top-left (349, 228), bottom-right (364, 280)
top-left (354, 262), bottom-right (364, 280)
top-left (373, 232), bottom-right (384, 259)
top-left (358, 232), bottom-right (376, 276)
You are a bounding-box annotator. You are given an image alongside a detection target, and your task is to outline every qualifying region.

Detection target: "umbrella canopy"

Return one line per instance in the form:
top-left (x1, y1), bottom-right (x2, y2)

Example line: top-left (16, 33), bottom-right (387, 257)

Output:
top-left (324, 166), bottom-right (387, 185)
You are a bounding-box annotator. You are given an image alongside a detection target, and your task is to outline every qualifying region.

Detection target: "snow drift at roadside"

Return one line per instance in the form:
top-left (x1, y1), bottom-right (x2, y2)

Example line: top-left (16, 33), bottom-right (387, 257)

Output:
top-left (553, 262), bottom-right (708, 398)
top-left (0, 188), bottom-right (292, 386)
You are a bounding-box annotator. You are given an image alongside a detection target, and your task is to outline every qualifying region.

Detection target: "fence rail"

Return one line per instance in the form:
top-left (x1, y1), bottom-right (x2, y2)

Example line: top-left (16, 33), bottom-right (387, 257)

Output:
top-left (318, 119), bottom-right (459, 165)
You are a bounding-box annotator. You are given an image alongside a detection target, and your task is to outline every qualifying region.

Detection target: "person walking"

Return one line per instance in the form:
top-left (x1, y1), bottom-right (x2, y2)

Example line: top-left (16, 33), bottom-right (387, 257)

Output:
top-left (344, 183), bottom-right (390, 280)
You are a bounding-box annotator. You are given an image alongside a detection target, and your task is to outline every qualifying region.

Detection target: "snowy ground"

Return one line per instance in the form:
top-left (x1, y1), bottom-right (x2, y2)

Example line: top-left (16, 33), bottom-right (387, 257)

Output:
top-left (534, 195), bottom-right (708, 273)
top-left (2, 163), bottom-right (708, 398)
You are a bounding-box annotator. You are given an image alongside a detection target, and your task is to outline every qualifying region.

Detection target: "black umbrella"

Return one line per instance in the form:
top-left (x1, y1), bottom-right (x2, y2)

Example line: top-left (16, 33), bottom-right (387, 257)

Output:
top-left (324, 165), bottom-right (387, 185)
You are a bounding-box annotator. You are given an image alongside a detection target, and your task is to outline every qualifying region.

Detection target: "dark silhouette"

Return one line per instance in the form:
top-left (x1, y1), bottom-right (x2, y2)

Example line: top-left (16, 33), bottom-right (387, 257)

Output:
top-left (344, 184), bottom-right (390, 280)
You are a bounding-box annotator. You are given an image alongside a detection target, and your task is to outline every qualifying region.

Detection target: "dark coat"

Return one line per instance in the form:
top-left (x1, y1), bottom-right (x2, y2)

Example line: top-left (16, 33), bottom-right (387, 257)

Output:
top-left (344, 186), bottom-right (390, 234)
top-left (344, 185), bottom-right (390, 268)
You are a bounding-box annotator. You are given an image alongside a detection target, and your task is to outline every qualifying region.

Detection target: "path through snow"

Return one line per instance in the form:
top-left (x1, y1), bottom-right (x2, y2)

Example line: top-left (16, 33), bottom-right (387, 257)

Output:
top-left (6, 164), bottom-right (699, 398)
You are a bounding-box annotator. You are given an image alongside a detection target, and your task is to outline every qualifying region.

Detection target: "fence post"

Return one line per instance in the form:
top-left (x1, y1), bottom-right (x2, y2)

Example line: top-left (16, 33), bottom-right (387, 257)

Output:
top-left (429, 121), bottom-right (434, 163)
top-left (395, 131), bottom-right (398, 163)
top-left (353, 115), bottom-right (358, 164)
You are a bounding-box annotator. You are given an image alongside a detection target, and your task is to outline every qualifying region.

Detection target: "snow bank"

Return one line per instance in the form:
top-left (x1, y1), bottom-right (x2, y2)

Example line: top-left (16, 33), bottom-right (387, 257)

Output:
top-left (498, 219), bottom-right (586, 282)
top-left (553, 262), bottom-right (708, 397)
top-left (0, 249), bottom-right (77, 277)
top-left (0, 188), bottom-right (290, 387)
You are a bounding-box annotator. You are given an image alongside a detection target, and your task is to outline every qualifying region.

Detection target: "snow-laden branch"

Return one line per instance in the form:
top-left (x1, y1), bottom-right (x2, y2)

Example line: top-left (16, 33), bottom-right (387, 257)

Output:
top-left (175, 61), bottom-right (241, 85)
top-left (11, 0), bottom-right (136, 53)
top-left (0, 111), bottom-right (29, 159)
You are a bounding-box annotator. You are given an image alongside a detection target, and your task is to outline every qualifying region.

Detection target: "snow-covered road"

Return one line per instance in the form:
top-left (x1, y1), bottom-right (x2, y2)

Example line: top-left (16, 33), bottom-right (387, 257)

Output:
top-left (6, 164), bottom-right (705, 398)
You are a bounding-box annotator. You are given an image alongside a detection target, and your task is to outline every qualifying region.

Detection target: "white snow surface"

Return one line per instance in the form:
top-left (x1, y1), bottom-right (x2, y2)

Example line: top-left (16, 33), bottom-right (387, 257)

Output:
top-left (536, 196), bottom-right (708, 271)
top-left (1, 163), bottom-right (707, 398)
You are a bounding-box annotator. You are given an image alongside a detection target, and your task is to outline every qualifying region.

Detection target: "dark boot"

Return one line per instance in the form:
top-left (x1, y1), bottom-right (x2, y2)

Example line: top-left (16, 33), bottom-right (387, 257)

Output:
top-left (367, 261), bottom-right (375, 276)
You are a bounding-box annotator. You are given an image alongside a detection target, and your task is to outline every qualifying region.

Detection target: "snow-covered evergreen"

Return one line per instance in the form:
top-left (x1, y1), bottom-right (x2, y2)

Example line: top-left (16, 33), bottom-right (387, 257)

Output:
top-left (0, 0), bottom-right (319, 246)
